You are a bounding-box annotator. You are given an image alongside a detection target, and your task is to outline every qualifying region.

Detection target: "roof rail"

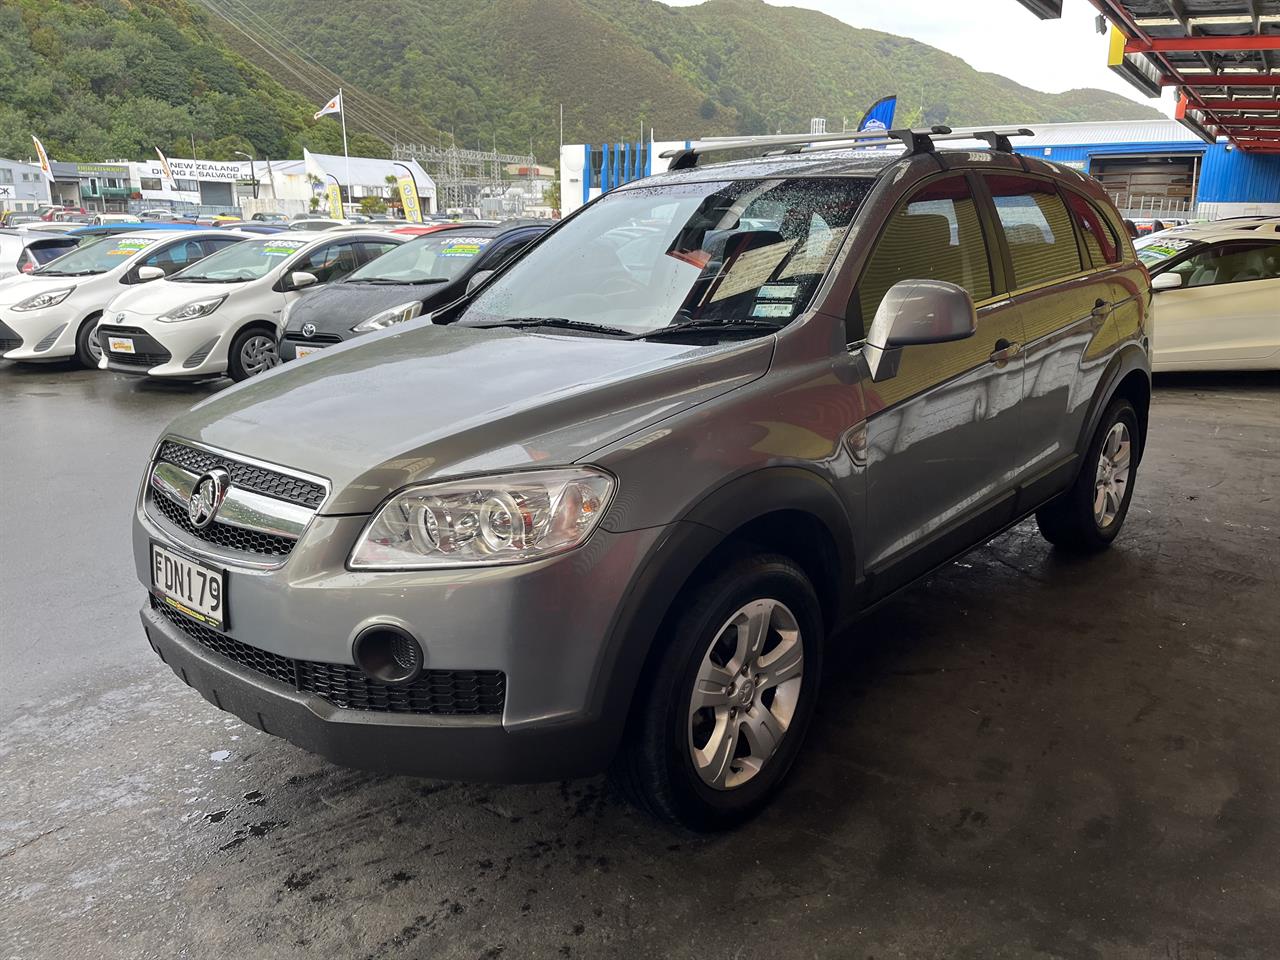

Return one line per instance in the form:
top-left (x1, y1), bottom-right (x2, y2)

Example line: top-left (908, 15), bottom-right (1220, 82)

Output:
top-left (661, 126), bottom-right (1035, 170)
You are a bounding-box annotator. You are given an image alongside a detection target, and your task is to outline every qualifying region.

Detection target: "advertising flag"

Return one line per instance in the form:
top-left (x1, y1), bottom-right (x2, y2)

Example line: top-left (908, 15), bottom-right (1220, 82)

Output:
top-left (31, 135), bottom-right (54, 182)
top-left (325, 183), bottom-right (344, 219)
top-left (397, 175), bottom-right (422, 223)
top-left (313, 92), bottom-right (343, 120)
top-left (857, 96), bottom-right (898, 135)
top-left (155, 147), bottom-right (175, 187)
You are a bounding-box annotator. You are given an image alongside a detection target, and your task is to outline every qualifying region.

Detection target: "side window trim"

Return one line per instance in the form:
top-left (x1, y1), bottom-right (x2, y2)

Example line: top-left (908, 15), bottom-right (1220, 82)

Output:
top-left (969, 171), bottom-right (1012, 297)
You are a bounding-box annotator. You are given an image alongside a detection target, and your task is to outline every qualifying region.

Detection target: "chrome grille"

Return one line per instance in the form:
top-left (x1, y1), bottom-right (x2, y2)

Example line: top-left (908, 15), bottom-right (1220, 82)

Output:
top-left (157, 440), bottom-right (326, 508)
top-left (152, 597), bottom-right (506, 716)
top-left (152, 492), bottom-right (295, 558)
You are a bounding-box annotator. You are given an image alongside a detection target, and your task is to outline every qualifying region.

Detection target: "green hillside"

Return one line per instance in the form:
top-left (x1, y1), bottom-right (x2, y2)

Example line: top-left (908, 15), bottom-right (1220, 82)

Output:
top-left (238, 0), bottom-right (1161, 160)
top-left (0, 0), bottom-right (1161, 166)
top-left (0, 0), bottom-right (399, 163)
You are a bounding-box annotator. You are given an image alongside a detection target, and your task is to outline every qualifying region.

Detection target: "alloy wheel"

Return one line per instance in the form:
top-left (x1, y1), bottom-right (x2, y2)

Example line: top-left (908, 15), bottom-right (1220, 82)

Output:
top-left (1094, 421), bottom-right (1132, 528)
top-left (687, 598), bottom-right (804, 791)
top-left (240, 335), bottom-right (279, 377)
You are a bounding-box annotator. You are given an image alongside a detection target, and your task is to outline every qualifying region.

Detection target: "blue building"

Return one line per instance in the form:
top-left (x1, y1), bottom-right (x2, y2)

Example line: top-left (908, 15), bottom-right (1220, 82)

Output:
top-left (1010, 120), bottom-right (1280, 220)
top-left (560, 120), bottom-right (1280, 219)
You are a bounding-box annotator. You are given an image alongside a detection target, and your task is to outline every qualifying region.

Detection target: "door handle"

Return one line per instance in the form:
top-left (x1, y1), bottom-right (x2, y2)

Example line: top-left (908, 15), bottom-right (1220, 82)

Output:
top-left (989, 338), bottom-right (1022, 364)
top-left (1091, 298), bottom-right (1113, 319)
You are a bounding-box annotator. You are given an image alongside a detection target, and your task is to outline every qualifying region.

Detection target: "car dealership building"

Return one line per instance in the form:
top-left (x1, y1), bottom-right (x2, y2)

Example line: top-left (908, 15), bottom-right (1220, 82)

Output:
top-left (560, 119), bottom-right (1280, 218)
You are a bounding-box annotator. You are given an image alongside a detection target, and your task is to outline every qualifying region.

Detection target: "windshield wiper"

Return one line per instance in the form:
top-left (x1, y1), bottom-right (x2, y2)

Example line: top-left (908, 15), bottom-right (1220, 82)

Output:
top-left (473, 317), bottom-right (632, 337)
top-left (357, 277), bottom-right (449, 285)
top-left (36, 269), bottom-right (102, 277)
top-left (630, 318), bottom-right (785, 340)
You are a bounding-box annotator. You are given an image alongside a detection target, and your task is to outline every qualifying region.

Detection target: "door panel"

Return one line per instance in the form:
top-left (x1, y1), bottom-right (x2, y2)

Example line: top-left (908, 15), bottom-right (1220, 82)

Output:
top-left (1153, 278), bottom-right (1280, 363)
top-left (853, 173), bottom-right (1025, 590)
top-left (863, 299), bottom-right (1025, 583)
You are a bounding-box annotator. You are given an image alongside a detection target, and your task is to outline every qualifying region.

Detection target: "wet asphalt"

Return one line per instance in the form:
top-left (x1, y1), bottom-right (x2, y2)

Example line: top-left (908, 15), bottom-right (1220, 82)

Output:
top-left (1, 362), bottom-right (1278, 960)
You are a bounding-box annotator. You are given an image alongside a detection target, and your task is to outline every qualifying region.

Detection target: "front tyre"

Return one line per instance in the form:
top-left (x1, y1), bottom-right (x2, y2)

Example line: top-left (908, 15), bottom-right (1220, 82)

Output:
top-left (227, 326), bottom-right (280, 382)
top-left (1036, 397), bottom-right (1140, 553)
top-left (73, 313), bottom-right (102, 369)
top-left (613, 553), bottom-right (823, 831)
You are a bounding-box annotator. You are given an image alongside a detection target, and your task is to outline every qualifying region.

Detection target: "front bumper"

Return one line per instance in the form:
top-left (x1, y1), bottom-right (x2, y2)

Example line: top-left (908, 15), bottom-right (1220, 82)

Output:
top-left (0, 308), bottom-right (77, 360)
top-left (98, 312), bottom-right (230, 377)
top-left (135, 492), bottom-right (667, 781)
top-left (278, 330), bottom-right (345, 361)
top-left (142, 601), bottom-right (614, 781)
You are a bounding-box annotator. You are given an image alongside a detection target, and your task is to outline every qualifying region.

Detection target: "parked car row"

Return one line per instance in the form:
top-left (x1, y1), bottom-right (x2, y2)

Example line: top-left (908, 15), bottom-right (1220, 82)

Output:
top-left (0, 219), bottom-right (551, 380)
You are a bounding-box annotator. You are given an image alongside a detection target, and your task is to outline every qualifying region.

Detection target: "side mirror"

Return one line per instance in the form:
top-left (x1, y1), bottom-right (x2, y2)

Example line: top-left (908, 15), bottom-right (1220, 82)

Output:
top-left (286, 270), bottom-right (318, 291)
top-left (136, 265), bottom-right (166, 282)
top-left (863, 280), bottom-right (977, 382)
top-left (1151, 271), bottom-right (1183, 291)
top-left (466, 269), bottom-right (495, 295)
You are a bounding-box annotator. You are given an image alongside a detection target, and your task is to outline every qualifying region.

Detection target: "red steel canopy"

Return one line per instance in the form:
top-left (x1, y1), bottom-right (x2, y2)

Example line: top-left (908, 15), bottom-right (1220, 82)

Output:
top-left (1016, 0), bottom-right (1280, 153)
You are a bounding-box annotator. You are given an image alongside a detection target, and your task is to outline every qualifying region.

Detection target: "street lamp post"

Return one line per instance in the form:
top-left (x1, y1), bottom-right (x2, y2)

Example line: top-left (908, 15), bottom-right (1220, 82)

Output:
top-left (232, 150), bottom-right (258, 200)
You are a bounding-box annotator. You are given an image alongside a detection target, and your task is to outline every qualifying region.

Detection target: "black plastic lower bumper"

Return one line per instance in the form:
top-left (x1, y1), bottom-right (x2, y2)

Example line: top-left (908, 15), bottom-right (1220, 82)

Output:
top-left (140, 604), bottom-right (614, 782)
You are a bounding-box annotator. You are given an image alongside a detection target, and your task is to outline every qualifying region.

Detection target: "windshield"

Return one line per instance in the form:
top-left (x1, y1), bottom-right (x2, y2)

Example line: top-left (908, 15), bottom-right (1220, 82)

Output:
top-left (346, 233), bottom-right (495, 284)
top-left (34, 235), bottom-right (156, 276)
top-left (1134, 235), bottom-right (1199, 270)
top-left (456, 177), bottom-right (870, 336)
top-left (171, 236), bottom-right (308, 282)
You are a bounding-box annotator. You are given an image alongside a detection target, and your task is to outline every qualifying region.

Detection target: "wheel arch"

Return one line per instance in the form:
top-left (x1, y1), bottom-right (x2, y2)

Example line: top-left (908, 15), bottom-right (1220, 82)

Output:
top-left (587, 467), bottom-right (858, 765)
top-left (1077, 345), bottom-right (1152, 467)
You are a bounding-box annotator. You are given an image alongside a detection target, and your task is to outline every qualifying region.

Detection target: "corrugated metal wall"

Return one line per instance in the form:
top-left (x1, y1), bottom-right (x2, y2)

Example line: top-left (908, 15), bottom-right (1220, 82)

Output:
top-left (1015, 140), bottom-right (1280, 204)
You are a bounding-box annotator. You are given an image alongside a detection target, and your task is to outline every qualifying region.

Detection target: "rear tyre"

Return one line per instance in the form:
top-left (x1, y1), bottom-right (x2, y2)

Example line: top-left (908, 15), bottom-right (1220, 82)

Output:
top-left (227, 326), bottom-right (280, 382)
top-left (73, 314), bottom-right (102, 370)
top-left (1036, 397), bottom-right (1140, 553)
top-left (612, 553), bottom-right (823, 832)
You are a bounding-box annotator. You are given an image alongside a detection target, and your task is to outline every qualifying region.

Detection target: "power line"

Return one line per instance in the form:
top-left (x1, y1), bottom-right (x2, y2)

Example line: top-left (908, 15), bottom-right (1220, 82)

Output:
top-left (194, 0), bottom-right (441, 146)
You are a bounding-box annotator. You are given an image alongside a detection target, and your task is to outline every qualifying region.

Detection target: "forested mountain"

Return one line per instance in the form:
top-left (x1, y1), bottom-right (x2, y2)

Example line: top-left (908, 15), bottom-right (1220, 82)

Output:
top-left (0, 0), bottom-right (400, 163)
top-left (1, 0), bottom-right (1159, 165)
top-left (237, 0), bottom-right (1160, 160)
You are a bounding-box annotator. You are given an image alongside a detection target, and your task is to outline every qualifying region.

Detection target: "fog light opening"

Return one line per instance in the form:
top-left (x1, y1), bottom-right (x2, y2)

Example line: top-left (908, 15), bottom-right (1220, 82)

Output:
top-left (353, 625), bottom-right (423, 685)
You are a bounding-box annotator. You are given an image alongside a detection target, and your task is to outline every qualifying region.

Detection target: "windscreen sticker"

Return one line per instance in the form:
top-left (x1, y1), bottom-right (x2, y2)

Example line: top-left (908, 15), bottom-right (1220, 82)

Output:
top-left (108, 238), bottom-right (157, 255)
top-left (751, 302), bottom-right (793, 319)
top-left (438, 237), bottom-right (494, 257)
top-left (1138, 238), bottom-right (1196, 259)
top-left (263, 241), bottom-right (308, 256)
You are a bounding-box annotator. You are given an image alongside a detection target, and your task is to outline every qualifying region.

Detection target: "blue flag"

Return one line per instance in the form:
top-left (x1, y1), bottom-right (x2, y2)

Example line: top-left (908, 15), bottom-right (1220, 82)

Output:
top-left (858, 96), bottom-right (898, 134)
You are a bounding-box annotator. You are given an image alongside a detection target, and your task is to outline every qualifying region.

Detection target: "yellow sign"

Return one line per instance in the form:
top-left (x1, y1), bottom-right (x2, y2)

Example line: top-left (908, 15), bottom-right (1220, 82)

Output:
top-left (1107, 25), bottom-right (1127, 67)
top-left (397, 176), bottom-right (422, 223)
top-left (325, 183), bottom-right (343, 219)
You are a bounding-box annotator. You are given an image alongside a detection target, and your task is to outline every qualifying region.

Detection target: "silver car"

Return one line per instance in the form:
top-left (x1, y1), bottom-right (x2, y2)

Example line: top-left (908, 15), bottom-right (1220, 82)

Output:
top-left (132, 127), bottom-right (1152, 830)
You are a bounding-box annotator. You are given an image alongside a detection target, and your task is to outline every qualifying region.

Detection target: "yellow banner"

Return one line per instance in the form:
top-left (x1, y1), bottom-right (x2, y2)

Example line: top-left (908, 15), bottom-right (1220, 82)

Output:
top-left (31, 135), bottom-right (54, 182)
top-left (1107, 25), bottom-right (1127, 67)
top-left (326, 183), bottom-right (343, 219)
top-left (397, 176), bottom-right (422, 223)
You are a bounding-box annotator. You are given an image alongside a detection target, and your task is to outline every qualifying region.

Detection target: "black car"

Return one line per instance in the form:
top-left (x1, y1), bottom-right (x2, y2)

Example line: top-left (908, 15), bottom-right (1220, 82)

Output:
top-left (278, 220), bottom-right (549, 360)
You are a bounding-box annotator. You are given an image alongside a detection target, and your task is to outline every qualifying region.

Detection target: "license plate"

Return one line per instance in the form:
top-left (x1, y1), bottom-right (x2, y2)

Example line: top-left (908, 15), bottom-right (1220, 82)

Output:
top-left (151, 543), bottom-right (226, 630)
top-left (294, 345), bottom-right (322, 359)
top-left (108, 337), bottom-right (135, 354)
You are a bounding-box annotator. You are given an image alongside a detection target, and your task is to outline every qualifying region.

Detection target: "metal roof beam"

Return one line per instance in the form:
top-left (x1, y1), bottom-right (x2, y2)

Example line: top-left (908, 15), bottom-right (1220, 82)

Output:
top-left (1165, 74), bottom-right (1280, 86)
top-left (1212, 115), bottom-right (1280, 128)
top-left (1199, 98), bottom-right (1280, 109)
top-left (1126, 36), bottom-right (1280, 54)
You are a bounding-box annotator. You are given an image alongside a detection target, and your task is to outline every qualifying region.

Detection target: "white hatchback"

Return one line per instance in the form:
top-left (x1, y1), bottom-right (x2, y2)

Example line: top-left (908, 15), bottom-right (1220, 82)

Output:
top-left (1137, 220), bottom-right (1280, 372)
top-left (0, 230), bottom-right (241, 368)
top-left (97, 230), bottom-right (402, 381)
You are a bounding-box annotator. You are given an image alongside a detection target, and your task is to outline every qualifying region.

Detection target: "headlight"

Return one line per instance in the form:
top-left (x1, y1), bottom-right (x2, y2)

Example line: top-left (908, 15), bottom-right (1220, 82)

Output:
top-left (12, 287), bottom-right (75, 311)
top-left (157, 295), bottom-right (227, 323)
top-left (349, 468), bottom-right (615, 569)
top-left (352, 300), bottom-right (422, 333)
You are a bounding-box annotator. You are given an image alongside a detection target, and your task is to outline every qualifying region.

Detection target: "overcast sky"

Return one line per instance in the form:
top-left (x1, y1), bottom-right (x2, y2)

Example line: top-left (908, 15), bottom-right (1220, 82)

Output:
top-left (664, 0), bottom-right (1178, 117)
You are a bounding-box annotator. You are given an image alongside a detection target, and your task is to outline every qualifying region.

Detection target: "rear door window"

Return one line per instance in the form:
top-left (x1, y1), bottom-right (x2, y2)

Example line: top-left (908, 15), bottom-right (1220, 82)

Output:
top-left (297, 241), bottom-right (361, 283)
top-left (985, 175), bottom-right (1083, 288)
top-left (141, 239), bottom-right (206, 276)
top-left (855, 174), bottom-right (994, 340)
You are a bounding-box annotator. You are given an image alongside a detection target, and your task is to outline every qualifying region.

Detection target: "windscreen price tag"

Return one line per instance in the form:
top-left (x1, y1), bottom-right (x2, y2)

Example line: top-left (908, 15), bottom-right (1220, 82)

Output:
top-left (109, 239), bottom-right (156, 255)
top-left (263, 241), bottom-right (307, 256)
top-left (439, 237), bottom-right (493, 257)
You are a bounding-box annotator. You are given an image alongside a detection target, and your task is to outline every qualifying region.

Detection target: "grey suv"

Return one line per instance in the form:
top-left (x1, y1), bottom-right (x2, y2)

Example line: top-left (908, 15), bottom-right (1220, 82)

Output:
top-left (133, 127), bottom-right (1151, 830)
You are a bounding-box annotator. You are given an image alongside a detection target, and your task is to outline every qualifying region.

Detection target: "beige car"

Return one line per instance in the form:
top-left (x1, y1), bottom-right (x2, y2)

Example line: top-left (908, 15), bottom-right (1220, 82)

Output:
top-left (1138, 220), bottom-right (1280, 371)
